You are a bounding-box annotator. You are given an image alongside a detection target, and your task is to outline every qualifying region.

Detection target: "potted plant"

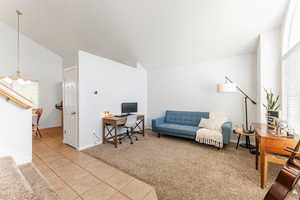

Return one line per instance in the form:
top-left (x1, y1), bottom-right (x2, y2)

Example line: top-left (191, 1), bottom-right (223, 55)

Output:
top-left (263, 89), bottom-right (280, 128)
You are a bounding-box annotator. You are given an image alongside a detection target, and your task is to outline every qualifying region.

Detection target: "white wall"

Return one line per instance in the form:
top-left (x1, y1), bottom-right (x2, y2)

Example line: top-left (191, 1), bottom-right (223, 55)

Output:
top-left (0, 96), bottom-right (32, 165)
top-left (0, 22), bottom-right (63, 128)
top-left (147, 54), bottom-right (257, 131)
top-left (257, 28), bottom-right (282, 122)
top-left (78, 51), bottom-right (147, 150)
top-left (256, 44), bottom-right (262, 121)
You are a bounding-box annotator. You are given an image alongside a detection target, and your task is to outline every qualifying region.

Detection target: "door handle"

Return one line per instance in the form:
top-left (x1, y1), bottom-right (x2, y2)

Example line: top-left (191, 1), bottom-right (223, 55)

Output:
top-left (71, 112), bottom-right (76, 115)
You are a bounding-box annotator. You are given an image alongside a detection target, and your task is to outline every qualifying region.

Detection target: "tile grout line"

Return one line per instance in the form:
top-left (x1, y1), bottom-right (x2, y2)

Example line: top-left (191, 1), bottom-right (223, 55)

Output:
top-left (73, 153), bottom-right (154, 200)
top-left (34, 135), bottom-right (134, 200)
top-left (34, 132), bottom-right (154, 200)
top-left (61, 152), bottom-right (136, 200)
top-left (33, 141), bottom-right (84, 200)
top-left (33, 152), bottom-right (83, 200)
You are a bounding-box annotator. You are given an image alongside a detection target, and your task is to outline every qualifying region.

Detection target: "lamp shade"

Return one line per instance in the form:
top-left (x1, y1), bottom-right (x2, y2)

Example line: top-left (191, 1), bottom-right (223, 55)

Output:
top-left (217, 83), bottom-right (237, 93)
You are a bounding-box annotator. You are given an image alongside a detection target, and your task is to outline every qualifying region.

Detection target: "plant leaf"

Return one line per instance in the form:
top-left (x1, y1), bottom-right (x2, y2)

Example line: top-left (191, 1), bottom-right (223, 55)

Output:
top-left (274, 105), bottom-right (280, 111)
top-left (264, 89), bottom-right (280, 111)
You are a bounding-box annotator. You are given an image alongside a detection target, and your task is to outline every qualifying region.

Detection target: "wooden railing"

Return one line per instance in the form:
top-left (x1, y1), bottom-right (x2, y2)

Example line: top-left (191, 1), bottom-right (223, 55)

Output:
top-left (0, 81), bottom-right (33, 109)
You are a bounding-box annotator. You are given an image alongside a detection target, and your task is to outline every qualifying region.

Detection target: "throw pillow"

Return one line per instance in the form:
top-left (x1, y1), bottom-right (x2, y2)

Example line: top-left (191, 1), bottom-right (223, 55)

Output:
top-left (198, 118), bottom-right (209, 128)
top-left (198, 113), bottom-right (228, 130)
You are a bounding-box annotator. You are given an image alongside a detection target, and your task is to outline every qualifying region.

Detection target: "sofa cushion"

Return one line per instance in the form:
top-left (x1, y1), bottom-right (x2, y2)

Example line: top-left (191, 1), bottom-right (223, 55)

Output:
top-left (156, 123), bottom-right (200, 137)
top-left (165, 111), bottom-right (209, 126)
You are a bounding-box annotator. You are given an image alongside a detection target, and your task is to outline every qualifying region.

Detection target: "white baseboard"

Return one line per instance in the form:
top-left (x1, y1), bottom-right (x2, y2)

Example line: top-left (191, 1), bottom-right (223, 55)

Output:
top-left (77, 142), bottom-right (101, 151)
top-left (40, 124), bottom-right (62, 129)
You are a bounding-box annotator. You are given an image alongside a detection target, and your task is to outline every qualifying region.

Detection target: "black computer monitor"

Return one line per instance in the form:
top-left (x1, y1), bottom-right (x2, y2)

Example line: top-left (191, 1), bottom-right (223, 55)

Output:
top-left (121, 102), bottom-right (138, 114)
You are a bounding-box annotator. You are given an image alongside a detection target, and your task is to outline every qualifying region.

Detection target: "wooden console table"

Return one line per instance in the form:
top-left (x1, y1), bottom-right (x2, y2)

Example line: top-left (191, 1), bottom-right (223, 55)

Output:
top-left (102, 115), bottom-right (145, 148)
top-left (253, 123), bottom-right (299, 188)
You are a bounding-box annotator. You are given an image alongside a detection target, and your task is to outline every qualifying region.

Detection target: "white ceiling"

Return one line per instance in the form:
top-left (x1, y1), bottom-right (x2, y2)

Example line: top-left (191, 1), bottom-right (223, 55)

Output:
top-left (0, 0), bottom-right (288, 68)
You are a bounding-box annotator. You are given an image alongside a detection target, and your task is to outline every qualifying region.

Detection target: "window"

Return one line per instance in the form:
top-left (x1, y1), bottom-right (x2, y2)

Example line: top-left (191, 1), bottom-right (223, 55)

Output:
top-left (12, 81), bottom-right (39, 107)
top-left (0, 78), bottom-right (39, 108)
top-left (283, 43), bottom-right (300, 135)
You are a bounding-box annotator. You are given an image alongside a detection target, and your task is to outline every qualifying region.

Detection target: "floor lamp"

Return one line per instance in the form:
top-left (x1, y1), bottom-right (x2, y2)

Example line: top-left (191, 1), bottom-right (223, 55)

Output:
top-left (217, 76), bottom-right (257, 150)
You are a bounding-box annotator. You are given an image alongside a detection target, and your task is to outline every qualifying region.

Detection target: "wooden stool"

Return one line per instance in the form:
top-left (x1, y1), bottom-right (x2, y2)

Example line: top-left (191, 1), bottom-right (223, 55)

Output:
top-left (233, 129), bottom-right (255, 152)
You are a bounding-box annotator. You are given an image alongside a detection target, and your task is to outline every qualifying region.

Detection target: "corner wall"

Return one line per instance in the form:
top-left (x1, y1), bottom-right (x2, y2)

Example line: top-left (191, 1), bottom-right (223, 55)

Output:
top-left (257, 28), bottom-right (282, 122)
top-left (0, 96), bottom-right (32, 165)
top-left (78, 51), bottom-right (147, 150)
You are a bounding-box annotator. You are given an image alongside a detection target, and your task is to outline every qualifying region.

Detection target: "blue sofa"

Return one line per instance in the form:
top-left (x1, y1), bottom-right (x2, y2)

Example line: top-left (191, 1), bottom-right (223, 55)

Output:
top-left (152, 111), bottom-right (232, 145)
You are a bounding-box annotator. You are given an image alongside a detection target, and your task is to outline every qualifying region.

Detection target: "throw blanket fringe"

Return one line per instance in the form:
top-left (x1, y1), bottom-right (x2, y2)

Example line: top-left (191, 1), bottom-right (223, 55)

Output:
top-left (195, 128), bottom-right (223, 148)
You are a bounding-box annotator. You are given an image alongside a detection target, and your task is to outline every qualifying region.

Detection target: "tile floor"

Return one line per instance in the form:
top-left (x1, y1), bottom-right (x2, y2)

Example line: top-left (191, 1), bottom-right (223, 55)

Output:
top-left (32, 127), bottom-right (157, 200)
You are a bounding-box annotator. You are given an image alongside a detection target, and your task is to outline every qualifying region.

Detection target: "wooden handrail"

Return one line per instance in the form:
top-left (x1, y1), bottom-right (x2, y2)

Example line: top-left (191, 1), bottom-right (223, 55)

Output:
top-left (0, 81), bottom-right (33, 109)
top-left (0, 81), bottom-right (33, 103)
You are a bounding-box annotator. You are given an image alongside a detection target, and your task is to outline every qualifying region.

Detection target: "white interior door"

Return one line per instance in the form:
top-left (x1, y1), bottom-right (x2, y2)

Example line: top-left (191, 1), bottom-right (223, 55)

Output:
top-left (63, 67), bottom-right (78, 148)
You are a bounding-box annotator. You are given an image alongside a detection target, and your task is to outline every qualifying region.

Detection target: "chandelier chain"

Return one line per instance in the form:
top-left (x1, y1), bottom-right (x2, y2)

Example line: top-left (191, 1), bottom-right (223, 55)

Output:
top-left (16, 10), bottom-right (22, 75)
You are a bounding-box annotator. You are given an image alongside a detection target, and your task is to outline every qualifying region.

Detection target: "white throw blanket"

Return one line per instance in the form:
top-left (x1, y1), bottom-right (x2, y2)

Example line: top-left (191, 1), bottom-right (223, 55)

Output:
top-left (195, 128), bottom-right (223, 148)
top-left (195, 113), bottom-right (228, 148)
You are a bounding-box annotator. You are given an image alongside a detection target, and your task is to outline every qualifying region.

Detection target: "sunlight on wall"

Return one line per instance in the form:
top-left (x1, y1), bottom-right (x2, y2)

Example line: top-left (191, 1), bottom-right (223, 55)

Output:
top-left (282, 0), bottom-right (300, 56)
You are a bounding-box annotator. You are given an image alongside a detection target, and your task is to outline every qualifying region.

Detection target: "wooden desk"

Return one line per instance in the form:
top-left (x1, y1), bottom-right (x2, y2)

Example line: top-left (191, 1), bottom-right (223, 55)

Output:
top-left (102, 115), bottom-right (145, 148)
top-left (253, 123), bottom-right (299, 188)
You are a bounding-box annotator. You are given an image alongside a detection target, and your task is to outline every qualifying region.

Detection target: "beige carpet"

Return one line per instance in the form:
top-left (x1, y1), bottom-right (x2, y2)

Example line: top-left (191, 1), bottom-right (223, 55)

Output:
top-left (0, 157), bottom-right (37, 200)
top-left (83, 131), bottom-right (300, 200)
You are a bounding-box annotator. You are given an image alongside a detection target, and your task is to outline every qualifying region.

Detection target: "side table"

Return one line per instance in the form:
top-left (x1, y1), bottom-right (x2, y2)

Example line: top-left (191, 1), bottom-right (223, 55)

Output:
top-left (233, 129), bottom-right (256, 153)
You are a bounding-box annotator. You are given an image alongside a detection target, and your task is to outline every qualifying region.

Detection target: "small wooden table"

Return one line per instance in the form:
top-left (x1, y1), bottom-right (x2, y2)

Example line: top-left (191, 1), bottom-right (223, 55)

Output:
top-left (233, 129), bottom-right (255, 151)
top-left (102, 115), bottom-right (145, 148)
top-left (253, 123), bottom-right (299, 188)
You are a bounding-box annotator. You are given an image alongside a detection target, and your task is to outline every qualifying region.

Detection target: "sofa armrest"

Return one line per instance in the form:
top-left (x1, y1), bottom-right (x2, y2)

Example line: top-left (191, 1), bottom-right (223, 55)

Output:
top-left (152, 117), bottom-right (165, 131)
top-left (221, 122), bottom-right (232, 145)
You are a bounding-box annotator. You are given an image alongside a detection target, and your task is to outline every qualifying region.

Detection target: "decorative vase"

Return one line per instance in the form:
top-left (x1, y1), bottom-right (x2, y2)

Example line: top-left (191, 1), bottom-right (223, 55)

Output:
top-left (267, 110), bottom-right (279, 129)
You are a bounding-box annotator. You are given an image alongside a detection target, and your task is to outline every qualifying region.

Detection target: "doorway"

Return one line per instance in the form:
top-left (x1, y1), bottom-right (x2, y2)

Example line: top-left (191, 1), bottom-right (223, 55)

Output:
top-left (63, 67), bottom-right (79, 148)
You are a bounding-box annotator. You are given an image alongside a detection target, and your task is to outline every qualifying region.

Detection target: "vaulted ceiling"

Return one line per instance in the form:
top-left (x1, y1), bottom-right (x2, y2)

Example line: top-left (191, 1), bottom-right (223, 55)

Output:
top-left (0, 0), bottom-right (288, 68)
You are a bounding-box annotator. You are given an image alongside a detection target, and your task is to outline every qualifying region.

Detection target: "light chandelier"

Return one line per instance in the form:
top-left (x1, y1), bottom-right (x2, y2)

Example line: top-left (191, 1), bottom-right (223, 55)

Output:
top-left (2, 10), bottom-right (33, 85)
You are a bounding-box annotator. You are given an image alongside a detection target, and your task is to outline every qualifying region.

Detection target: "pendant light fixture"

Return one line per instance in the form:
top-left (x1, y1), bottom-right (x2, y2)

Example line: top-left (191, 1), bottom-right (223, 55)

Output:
top-left (2, 10), bottom-right (33, 85)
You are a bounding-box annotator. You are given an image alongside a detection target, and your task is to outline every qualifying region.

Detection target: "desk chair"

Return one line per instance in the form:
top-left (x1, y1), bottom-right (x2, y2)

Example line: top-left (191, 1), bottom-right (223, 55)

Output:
top-left (32, 108), bottom-right (43, 138)
top-left (119, 115), bottom-right (138, 144)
